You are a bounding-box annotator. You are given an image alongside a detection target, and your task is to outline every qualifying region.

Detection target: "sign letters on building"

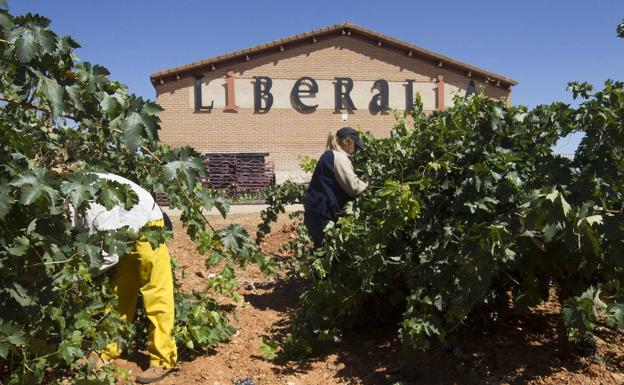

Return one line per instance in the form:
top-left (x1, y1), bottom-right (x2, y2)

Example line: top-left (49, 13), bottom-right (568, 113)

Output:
top-left (194, 75), bottom-right (439, 113)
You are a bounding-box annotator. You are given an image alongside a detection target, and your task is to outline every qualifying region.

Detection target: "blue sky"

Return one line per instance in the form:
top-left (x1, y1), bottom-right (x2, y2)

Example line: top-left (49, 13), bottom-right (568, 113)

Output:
top-left (12, 1), bottom-right (624, 153)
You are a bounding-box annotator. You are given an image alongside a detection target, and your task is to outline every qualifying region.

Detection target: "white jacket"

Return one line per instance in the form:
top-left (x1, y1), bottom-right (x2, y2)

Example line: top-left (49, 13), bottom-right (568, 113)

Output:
top-left (71, 173), bottom-right (163, 272)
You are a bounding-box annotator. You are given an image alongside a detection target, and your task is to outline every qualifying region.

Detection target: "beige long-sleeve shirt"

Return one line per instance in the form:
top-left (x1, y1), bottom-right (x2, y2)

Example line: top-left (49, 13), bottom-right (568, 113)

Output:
top-left (332, 149), bottom-right (368, 197)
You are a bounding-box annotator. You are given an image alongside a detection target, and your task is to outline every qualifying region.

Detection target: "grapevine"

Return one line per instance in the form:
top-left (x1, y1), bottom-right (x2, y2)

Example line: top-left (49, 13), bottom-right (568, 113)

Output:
top-left (0, 8), bottom-right (271, 384)
top-left (262, 87), bottom-right (624, 356)
top-left (256, 180), bottom-right (305, 243)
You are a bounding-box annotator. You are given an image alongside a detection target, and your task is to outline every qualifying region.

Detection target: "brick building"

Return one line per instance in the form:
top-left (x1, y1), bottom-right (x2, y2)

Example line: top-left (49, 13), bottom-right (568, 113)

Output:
top-left (151, 23), bottom-right (517, 184)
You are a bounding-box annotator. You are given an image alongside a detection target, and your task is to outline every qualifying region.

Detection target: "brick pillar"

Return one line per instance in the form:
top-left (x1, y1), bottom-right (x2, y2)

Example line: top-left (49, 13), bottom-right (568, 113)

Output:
top-left (436, 74), bottom-right (445, 111)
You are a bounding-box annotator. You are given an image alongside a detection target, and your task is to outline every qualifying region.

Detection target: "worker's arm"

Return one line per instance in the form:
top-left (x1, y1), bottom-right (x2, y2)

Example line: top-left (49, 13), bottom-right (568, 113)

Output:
top-left (333, 150), bottom-right (368, 198)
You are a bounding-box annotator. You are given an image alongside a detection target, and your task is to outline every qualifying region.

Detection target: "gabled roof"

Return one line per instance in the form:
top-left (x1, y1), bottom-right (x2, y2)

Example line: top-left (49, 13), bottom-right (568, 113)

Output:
top-left (150, 22), bottom-right (517, 87)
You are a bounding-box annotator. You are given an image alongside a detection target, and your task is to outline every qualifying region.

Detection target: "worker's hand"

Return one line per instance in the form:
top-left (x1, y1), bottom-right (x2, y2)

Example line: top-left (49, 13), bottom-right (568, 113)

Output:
top-left (366, 177), bottom-right (384, 187)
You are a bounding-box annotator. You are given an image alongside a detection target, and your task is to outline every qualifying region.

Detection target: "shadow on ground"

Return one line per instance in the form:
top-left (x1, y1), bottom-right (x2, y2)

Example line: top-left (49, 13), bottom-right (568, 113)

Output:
top-left (243, 276), bottom-right (307, 313)
top-left (242, 274), bottom-right (616, 385)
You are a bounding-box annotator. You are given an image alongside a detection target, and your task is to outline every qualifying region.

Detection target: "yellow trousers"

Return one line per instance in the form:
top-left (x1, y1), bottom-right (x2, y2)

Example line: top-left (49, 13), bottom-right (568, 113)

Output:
top-left (101, 219), bottom-right (178, 368)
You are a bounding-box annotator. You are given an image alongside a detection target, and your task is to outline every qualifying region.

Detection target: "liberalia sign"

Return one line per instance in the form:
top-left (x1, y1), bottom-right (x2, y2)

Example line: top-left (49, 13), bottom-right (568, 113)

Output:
top-left (193, 71), bottom-right (455, 113)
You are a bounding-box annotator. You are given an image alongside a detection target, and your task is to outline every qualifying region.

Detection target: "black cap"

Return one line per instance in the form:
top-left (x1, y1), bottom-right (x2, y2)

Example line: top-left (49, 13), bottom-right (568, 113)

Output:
top-left (336, 127), bottom-right (364, 150)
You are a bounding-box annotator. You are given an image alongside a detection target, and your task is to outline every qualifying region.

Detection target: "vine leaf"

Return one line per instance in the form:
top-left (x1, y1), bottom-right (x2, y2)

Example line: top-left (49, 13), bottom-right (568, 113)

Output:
top-left (219, 224), bottom-right (248, 252)
top-left (8, 15), bottom-right (55, 62)
top-left (258, 336), bottom-right (278, 360)
top-left (8, 282), bottom-right (35, 307)
top-left (120, 111), bottom-right (145, 151)
top-left (37, 76), bottom-right (64, 117)
top-left (0, 343), bottom-right (7, 359)
top-left (58, 331), bottom-right (83, 364)
top-left (74, 62), bottom-right (110, 92)
top-left (0, 321), bottom-right (26, 359)
top-left (163, 157), bottom-right (204, 186)
top-left (74, 233), bottom-right (103, 268)
top-left (96, 180), bottom-right (138, 210)
top-left (608, 304), bottom-right (624, 328)
top-left (97, 91), bottom-right (122, 118)
top-left (9, 168), bottom-right (59, 206)
top-left (214, 197), bottom-right (229, 218)
top-left (0, 184), bottom-right (13, 220)
top-left (65, 85), bottom-right (84, 111)
top-left (195, 190), bottom-right (214, 210)
top-left (60, 173), bottom-right (100, 210)
top-left (7, 235), bottom-right (29, 256)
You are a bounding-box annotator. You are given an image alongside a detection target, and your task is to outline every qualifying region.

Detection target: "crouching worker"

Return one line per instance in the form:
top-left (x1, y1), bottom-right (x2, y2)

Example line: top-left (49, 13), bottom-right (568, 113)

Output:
top-left (72, 173), bottom-right (176, 384)
top-left (304, 127), bottom-right (368, 247)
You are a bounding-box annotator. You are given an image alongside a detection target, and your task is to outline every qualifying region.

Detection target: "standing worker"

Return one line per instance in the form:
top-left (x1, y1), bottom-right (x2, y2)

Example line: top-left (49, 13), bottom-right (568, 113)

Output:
top-left (304, 127), bottom-right (368, 247)
top-left (72, 173), bottom-right (176, 384)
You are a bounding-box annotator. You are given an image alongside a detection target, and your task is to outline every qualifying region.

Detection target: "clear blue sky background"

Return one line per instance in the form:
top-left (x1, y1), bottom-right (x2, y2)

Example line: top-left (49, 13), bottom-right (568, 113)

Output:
top-left (12, 1), bottom-right (624, 153)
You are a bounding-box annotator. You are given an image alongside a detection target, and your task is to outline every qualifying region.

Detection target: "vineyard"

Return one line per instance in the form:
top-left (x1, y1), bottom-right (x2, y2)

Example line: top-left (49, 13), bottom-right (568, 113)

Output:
top-left (1, 3), bottom-right (624, 385)
top-left (259, 85), bottom-right (624, 356)
top-left (0, 8), bottom-right (272, 385)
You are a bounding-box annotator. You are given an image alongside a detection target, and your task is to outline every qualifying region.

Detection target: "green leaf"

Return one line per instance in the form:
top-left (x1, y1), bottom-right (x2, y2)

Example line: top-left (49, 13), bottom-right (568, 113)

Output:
top-left (608, 304), bottom-right (624, 329)
top-left (65, 85), bottom-right (84, 110)
top-left (19, 182), bottom-right (44, 205)
top-left (219, 224), bottom-right (248, 252)
top-left (74, 233), bottom-right (102, 268)
top-left (0, 321), bottom-right (25, 346)
top-left (214, 197), bottom-right (229, 218)
top-left (61, 172), bottom-right (100, 210)
top-left (119, 111), bottom-right (145, 151)
top-left (7, 235), bottom-right (30, 257)
top-left (558, 195), bottom-right (571, 218)
top-left (577, 214), bottom-right (603, 228)
top-left (8, 282), bottom-right (35, 307)
top-left (74, 62), bottom-right (110, 92)
top-left (58, 331), bottom-right (83, 364)
top-left (0, 183), bottom-right (13, 220)
top-left (259, 336), bottom-right (278, 360)
top-left (11, 20), bottom-right (55, 62)
top-left (74, 311), bottom-right (92, 330)
top-left (195, 189), bottom-right (215, 211)
top-left (96, 180), bottom-right (138, 210)
top-left (503, 248), bottom-right (516, 262)
top-left (7, 332), bottom-right (25, 345)
top-left (142, 100), bottom-right (163, 115)
top-left (543, 222), bottom-right (561, 243)
top-left (26, 219), bottom-right (37, 234)
top-left (0, 343), bottom-right (8, 359)
top-left (37, 76), bottom-right (65, 117)
top-left (10, 169), bottom-right (59, 206)
top-left (0, 10), bottom-right (8, 29)
top-left (97, 91), bottom-right (122, 118)
top-left (209, 251), bottom-right (223, 266)
top-left (141, 225), bottom-right (171, 250)
top-left (102, 229), bottom-right (132, 261)
top-left (163, 157), bottom-right (204, 187)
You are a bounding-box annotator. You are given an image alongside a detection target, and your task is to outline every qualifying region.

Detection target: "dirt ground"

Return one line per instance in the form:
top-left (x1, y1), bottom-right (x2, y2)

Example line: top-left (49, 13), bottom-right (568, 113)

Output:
top-left (119, 211), bottom-right (624, 385)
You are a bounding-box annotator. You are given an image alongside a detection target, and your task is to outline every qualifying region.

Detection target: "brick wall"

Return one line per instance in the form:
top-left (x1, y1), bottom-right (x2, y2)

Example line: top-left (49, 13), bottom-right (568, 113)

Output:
top-left (154, 34), bottom-right (511, 182)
